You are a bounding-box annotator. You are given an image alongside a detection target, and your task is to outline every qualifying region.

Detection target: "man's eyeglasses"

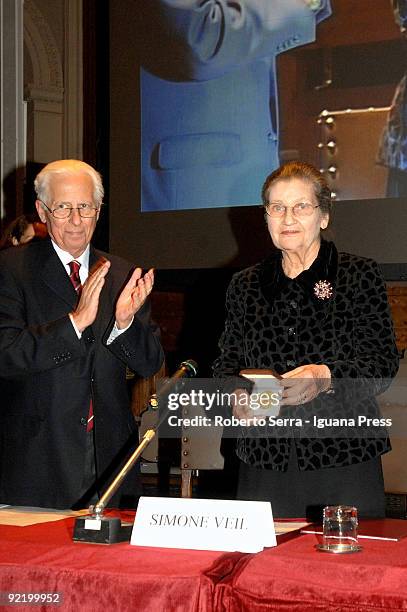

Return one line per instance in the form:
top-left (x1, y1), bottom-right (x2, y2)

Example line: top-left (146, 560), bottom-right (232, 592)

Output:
top-left (40, 201), bottom-right (100, 219)
top-left (265, 202), bottom-right (320, 218)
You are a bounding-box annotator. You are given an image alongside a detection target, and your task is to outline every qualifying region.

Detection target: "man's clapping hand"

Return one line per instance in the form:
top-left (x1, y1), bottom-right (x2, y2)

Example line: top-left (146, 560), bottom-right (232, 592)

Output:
top-left (71, 259), bottom-right (111, 333)
top-left (115, 268), bottom-right (154, 329)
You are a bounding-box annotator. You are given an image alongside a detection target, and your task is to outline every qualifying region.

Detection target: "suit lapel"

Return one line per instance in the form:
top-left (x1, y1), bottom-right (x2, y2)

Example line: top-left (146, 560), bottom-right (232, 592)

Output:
top-left (89, 247), bottom-right (115, 338)
top-left (39, 239), bottom-right (78, 308)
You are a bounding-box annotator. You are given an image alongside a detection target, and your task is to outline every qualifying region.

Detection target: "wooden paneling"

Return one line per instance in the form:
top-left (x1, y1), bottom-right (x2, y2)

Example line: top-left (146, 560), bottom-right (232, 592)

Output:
top-left (387, 285), bottom-right (407, 353)
top-left (151, 292), bottom-right (186, 354)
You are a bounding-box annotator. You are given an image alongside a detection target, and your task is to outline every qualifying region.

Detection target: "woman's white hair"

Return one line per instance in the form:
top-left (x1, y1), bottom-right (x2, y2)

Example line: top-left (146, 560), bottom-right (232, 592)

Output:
top-left (34, 159), bottom-right (104, 205)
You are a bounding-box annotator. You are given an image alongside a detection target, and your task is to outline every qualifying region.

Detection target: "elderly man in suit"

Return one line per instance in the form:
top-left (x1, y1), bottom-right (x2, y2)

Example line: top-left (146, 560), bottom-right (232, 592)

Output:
top-left (141, 0), bottom-right (331, 211)
top-left (0, 160), bottom-right (163, 509)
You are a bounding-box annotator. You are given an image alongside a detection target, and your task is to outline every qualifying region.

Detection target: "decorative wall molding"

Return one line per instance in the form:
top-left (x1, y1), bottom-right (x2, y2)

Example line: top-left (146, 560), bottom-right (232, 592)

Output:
top-left (24, 0), bottom-right (64, 162)
top-left (24, 0), bottom-right (84, 161)
top-left (24, 0), bottom-right (63, 93)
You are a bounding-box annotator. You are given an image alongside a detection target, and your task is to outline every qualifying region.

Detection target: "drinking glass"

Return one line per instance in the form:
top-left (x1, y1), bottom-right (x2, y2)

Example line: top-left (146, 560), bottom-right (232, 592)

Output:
top-left (317, 505), bottom-right (362, 553)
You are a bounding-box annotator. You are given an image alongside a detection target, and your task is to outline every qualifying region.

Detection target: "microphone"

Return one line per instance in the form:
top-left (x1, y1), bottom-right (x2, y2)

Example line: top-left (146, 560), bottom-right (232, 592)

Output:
top-left (73, 359), bottom-right (199, 539)
top-left (173, 359), bottom-right (198, 378)
top-left (155, 359), bottom-right (198, 401)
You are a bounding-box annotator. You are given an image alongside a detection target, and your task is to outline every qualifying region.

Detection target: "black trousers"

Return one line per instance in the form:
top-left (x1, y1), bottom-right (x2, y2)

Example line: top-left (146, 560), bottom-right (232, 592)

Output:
top-left (73, 430), bottom-right (99, 509)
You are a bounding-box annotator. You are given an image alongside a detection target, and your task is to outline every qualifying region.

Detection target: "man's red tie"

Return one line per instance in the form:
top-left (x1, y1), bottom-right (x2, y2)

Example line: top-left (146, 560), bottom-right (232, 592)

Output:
top-left (69, 260), bottom-right (82, 296)
top-left (68, 260), bottom-right (93, 432)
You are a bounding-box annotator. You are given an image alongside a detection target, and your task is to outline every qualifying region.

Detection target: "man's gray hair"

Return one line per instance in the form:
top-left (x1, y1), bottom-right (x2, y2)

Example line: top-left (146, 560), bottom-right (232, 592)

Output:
top-left (34, 159), bottom-right (104, 206)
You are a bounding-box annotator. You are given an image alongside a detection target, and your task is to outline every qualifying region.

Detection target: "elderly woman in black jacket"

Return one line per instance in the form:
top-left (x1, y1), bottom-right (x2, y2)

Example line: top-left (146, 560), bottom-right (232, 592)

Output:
top-left (213, 161), bottom-right (399, 519)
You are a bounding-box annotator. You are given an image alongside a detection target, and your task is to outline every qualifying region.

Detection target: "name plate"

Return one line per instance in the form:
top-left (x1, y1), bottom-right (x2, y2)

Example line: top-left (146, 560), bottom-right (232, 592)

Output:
top-left (131, 496), bottom-right (276, 553)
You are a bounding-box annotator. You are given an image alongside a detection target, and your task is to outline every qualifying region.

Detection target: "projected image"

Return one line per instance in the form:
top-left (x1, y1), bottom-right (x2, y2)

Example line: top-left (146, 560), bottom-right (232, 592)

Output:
top-left (378, 0), bottom-right (407, 198)
top-left (140, 0), bottom-right (332, 212)
top-left (140, 0), bottom-right (405, 211)
top-left (311, 0), bottom-right (407, 201)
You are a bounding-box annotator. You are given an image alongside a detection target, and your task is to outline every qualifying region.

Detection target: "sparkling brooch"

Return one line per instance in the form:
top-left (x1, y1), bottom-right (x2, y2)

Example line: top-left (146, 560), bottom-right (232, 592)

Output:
top-left (313, 280), bottom-right (333, 300)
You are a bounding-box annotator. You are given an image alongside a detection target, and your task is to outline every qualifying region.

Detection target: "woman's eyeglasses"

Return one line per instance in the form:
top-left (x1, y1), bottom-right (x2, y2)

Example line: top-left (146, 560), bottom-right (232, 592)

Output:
top-left (265, 202), bottom-right (320, 218)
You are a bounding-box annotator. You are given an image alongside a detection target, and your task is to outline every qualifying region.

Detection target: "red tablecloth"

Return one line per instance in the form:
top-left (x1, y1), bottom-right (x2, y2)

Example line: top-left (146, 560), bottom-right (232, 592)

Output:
top-left (0, 514), bottom-right (245, 612)
top-left (215, 532), bottom-right (407, 611)
top-left (2, 516), bottom-right (407, 611)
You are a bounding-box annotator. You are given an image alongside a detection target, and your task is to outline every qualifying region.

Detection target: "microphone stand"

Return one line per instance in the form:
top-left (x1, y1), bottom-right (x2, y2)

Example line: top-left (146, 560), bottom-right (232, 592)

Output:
top-left (73, 360), bottom-right (197, 544)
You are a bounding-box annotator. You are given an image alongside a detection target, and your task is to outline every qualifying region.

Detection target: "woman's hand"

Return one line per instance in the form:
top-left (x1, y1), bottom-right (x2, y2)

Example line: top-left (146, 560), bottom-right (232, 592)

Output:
top-left (280, 364), bottom-right (331, 406)
top-left (231, 388), bottom-right (264, 424)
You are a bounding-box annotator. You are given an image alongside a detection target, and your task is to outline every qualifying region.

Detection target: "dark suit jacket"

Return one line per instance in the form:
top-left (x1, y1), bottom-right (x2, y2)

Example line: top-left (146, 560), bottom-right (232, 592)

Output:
top-left (0, 238), bottom-right (163, 508)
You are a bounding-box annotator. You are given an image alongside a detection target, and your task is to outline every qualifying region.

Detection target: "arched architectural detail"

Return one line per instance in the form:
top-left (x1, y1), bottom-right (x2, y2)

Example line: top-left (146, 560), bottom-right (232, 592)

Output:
top-left (24, 0), bottom-right (64, 162)
top-left (24, 0), bottom-right (63, 99)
